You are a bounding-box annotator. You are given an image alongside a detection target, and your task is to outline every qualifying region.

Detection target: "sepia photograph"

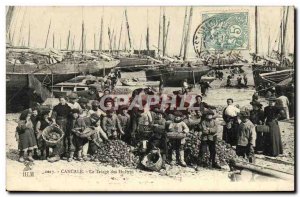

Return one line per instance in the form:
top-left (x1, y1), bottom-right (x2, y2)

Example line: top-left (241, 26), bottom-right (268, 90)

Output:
top-left (5, 5), bottom-right (295, 191)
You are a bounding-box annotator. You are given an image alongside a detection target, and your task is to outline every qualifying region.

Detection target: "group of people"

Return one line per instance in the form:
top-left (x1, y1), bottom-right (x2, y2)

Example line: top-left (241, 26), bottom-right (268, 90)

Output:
top-left (15, 82), bottom-right (285, 170)
top-left (226, 73), bottom-right (248, 88)
top-left (222, 95), bottom-right (285, 161)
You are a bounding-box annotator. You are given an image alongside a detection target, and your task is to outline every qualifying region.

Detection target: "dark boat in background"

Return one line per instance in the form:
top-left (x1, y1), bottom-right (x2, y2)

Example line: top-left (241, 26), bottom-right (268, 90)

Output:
top-left (6, 47), bottom-right (119, 110)
top-left (116, 56), bottom-right (151, 72)
top-left (145, 64), bottom-right (211, 87)
top-left (259, 69), bottom-right (294, 84)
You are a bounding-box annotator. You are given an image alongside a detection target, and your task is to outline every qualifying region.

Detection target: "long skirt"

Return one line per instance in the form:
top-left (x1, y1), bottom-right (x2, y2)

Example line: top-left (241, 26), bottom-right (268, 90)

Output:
top-left (264, 120), bottom-right (283, 157)
top-left (222, 121), bottom-right (239, 146)
top-left (18, 128), bottom-right (37, 151)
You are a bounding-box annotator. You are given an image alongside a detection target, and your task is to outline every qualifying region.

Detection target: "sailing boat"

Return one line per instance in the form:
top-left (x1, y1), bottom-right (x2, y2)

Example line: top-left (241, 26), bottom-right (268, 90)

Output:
top-left (114, 9), bottom-right (156, 72)
top-left (145, 7), bottom-right (211, 86)
top-left (251, 6), bottom-right (294, 89)
top-left (6, 6), bottom-right (119, 111)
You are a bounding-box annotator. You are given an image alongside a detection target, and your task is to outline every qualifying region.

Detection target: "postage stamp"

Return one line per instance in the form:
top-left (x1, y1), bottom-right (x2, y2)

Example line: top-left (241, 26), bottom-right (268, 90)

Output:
top-left (193, 12), bottom-right (249, 53)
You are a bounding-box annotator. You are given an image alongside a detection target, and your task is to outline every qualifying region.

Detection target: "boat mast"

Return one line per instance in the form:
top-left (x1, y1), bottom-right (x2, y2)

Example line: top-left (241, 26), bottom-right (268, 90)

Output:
top-left (84, 34), bottom-right (86, 51)
top-left (282, 6), bottom-right (289, 62)
top-left (52, 32), bottom-right (55, 48)
top-left (146, 9), bottom-right (150, 55)
top-left (44, 19), bottom-right (51, 48)
top-left (163, 20), bottom-right (170, 56)
top-left (6, 6), bottom-right (15, 41)
top-left (162, 8), bottom-right (166, 56)
top-left (81, 20), bottom-right (84, 53)
top-left (110, 29), bottom-right (115, 53)
top-left (267, 29), bottom-right (270, 56)
top-left (66, 29), bottom-right (71, 50)
top-left (158, 7), bottom-right (162, 56)
top-left (71, 35), bottom-right (75, 50)
top-left (183, 7), bottom-right (193, 61)
top-left (124, 9), bottom-right (132, 49)
top-left (139, 34), bottom-right (142, 55)
top-left (113, 33), bottom-right (117, 52)
top-left (117, 12), bottom-right (124, 51)
top-left (94, 33), bottom-right (96, 50)
top-left (255, 6), bottom-right (258, 57)
top-left (179, 7), bottom-right (188, 57)
top-left (18, 8), bottom-right (27, 46)
top-left (99, 15), bottom-right (104, 52)
top-left (27, 22), bottom-right (30, 47)
top-left (11, 7), bottom-right (21, 45)
top-left (108, 27), bottom-right (112, 52)
top-left (124, 34), bottom-right (127, 51)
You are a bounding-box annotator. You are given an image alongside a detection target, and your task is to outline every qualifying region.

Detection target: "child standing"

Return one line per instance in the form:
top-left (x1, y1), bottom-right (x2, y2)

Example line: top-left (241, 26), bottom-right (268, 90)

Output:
top-left (36, 111), bottom-right (62, 162)
top-left (16, 110), bottom-right (38, 162)
top-left (102, 109), bottom-right (124, 140)
top-left (168, 111), bottom-right (189, 167)
top-left (70, 109), bottom-right (86, 162)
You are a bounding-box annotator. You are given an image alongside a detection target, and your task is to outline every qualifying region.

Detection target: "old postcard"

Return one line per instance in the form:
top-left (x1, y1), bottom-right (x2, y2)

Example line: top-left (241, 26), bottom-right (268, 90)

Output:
top-left (6, 6), bottom-right (295, 191)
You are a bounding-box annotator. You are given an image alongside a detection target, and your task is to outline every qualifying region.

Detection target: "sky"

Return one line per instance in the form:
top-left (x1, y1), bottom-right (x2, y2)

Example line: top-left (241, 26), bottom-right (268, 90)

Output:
top-left (7, 6), bottom-right (294, 57)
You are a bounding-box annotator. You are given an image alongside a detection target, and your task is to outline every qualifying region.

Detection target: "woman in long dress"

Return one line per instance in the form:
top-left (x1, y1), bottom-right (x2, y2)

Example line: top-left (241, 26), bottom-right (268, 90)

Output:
top-left (263, 97), bottom-right (283, 157)
top-left (16, 110), bottom-right (38, 162)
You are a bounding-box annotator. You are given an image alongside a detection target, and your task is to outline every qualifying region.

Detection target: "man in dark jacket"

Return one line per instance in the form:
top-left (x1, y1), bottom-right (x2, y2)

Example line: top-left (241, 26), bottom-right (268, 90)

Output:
top-left (52, 96), bottom-right (72, 159)
top-left (192, 94), bottom-right (216, 120)
top-left (198, 110), bottom-right (221, 169)
top-left (148, 109), bottom-right (167, 168)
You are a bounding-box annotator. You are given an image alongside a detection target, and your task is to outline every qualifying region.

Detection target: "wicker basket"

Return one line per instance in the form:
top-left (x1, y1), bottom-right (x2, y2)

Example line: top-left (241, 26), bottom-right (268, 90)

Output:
top-left (166, 132), bottom-right (186, 139)
top-left (256, 125), bottom-right (270, 133)
top-left (42, 125), bottom-right (64, 146)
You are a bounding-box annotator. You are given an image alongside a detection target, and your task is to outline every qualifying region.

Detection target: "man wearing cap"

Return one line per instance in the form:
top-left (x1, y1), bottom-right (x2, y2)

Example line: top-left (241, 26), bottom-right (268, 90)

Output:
top-left (252, 91), bottom-right (259, 102)
top-left (78, 97), bottom-right (90, 117)
top-left (148, 109), bottom-right (167, 168)
top-left (70, 108), bottom-right (87, 162)
top-left (236, 110), bottom-right (256, 163)
top-left (200, 80), bottom-right (211, 96)
top-left (67, 92), bottom-right (83, 113)
top-left (88, 100), bottom-right (106, 119)
top-left (249, 101), bottom-right (265, 153)
top-left (80, 85), bottom-right (98, 101)
top-left (222, 98), bottom-right (240, 146)
top-left (168, 111), bottom-right (189, 167)
top-left (102, 109), bottom-right (124, 140)
top-left (52, 96), bottom-right (72, 159)
top-left (117, 105), bottom-right (131, 143)
top-left (136, 108), bottom-right (153, 143)
top-left (84, 113), bottom-right (108, 161)
top-left (192, 94), bottom-right (216, 120)
top-left (198, 110), bottom-right (221, 169)
top-left (104, 78), bottom-right (112, 91)
top-left (149, 109), bottom-right (166, 147)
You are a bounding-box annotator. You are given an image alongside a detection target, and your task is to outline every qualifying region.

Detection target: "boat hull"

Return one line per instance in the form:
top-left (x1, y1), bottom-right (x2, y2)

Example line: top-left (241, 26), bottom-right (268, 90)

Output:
top-left (116, 57), bottom-right (150, 72)
top-left (251, 63), bottom-right (292, 89)
top-left (145, 66), bottom-right (211, 87)
top-left (6, 72), bottom-right (81, 112)
top-left (78, 59), bottom-right (120, 76)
